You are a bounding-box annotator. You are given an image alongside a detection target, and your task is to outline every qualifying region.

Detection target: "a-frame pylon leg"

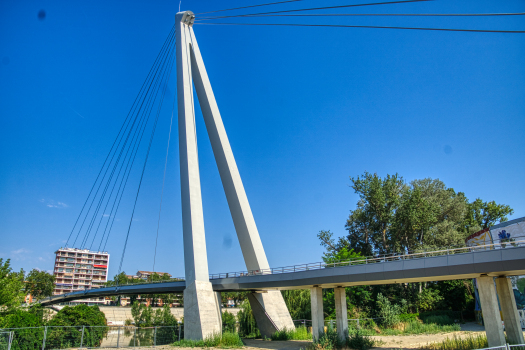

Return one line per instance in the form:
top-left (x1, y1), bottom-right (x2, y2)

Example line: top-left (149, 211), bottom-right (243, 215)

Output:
top-left (177, 10), bottom-right (294, 337)
top-left (176, 11), bottom-right (221, 340)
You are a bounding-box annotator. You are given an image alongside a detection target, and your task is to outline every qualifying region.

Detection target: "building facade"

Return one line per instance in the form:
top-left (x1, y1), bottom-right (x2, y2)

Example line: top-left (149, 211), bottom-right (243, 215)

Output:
top-left (136, 271), bottom-right (171, 280)
top-left (53, 247), bottom-right (109, 305)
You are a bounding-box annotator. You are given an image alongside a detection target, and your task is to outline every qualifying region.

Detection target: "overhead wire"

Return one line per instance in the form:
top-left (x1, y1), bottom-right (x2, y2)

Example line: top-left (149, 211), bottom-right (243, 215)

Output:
top-left (195, 0), bottom-right (430, 20)
top-left (195, 12), bottom-right (525, 20)
top-left (196, 22), bottom-right (525, 33)
top-left (117, 30), bottom-right (177, 278)
top-left (76, 25), bottom-right (177, 250)
top-left (195, 0), bottom-right (304, 15)
top-left (71, 26), bottom-right (176, 249)
top-left (100, 27), bottom-right (177, 252)
top-left (85, 26), bottom-right (178, 250)
top-left (153, 81), bottom-right (176, 272)
top-left (65, 27), bottom-right (173, 248)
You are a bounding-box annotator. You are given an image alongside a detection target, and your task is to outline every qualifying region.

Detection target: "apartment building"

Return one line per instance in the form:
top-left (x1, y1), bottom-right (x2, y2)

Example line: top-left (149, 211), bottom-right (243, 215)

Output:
top-left (53, 247), bottom-right (110, 305)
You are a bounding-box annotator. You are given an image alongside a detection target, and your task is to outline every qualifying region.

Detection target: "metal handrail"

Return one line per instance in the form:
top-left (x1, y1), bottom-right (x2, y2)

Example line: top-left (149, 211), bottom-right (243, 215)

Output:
top-left (47, 240), bottom-right (525, 292)
top-left (208, 239), bottom-right (525, 279)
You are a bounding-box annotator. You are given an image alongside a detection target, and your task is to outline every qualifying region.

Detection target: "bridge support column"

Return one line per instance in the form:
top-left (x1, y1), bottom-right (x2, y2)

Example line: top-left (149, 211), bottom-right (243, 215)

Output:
top-left (177, 11), bottom-right (221, 340)
top-left (495, 277), bottom-right (525, 345)
top-left (248, 291), bottom-right (295, 338)
top-left (215, 292), bottom-right (223, 330)
top-left (477, 276), bottom-right (505, 347)
top-left (334, 287), bottom-right (348, 343)
top-left (311, 287), bottom-right (325, 341)
top-left (186, 6), bottom-right (295, 338)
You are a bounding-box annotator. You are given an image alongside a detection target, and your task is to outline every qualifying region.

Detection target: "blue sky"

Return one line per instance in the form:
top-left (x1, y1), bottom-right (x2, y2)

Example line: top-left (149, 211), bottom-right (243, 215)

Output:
top-left (1, 0), bottom-right (524, 279)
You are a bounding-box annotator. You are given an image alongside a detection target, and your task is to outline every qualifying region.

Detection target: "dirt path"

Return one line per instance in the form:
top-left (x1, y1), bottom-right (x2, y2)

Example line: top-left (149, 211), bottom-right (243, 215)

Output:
top-left (96, 323), bottom-right (525, 350)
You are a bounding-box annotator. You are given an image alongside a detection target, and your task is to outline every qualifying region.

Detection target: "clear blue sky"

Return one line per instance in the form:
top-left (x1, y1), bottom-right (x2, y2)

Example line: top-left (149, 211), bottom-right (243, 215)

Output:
top-left (1, 0), bottom-right (524, 279)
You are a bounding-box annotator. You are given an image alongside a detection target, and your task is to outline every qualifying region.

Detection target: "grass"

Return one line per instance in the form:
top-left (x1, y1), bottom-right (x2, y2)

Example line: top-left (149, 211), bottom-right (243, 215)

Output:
top-left (422, 334), bottom-right (488, 350)
top-left (350, 319), bottom-right (460, 336)
top-left (271, 326), bottom-right (312, 341)
top-left (172, 331), bottom-right (244, 348)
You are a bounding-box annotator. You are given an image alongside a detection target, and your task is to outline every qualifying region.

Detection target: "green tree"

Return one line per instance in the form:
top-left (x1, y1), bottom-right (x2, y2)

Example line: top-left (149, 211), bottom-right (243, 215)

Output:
top-left (237, 300), bottom-right (260, 337)
top-left (46, 305), bottom-right (108, 348)
top-left (345, 173), bottom-right (513, 255)
top-left (346, 172), bottom-right (405, 255)
top-left (465, 199), bottom-right (514, 230)
top-left (24, 269), bottom-right (55, 301)
top-left (281, 289), bottom-right (311, 320)
top-left (0, 258), bottom-right (25, 311)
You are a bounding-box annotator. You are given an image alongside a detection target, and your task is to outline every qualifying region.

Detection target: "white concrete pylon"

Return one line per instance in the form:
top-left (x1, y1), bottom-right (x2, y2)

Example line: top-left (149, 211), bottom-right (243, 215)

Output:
top-left (176, 10), bottom-right (294, 338)
top-left (176, 11), bottom-right (221, 340)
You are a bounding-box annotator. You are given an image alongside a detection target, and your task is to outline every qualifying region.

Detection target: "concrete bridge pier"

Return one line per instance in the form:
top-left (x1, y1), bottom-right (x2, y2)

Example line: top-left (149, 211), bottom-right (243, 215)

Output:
top-left (335, 287), bottom-right (348, 343)
top-left (495, 277), bottom-right (525, 345)
top-left (311, 286), bottom-right (325, 341)
top-left (477, 276), bottom-right (506, 347)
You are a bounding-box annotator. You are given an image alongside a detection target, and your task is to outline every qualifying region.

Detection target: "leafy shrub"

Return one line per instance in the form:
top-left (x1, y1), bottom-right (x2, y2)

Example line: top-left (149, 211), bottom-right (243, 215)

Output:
top-left (347, 330), bottom-right (375, 350)
top-left (376, 293), bottom-right (407, 328)
top-left (125, 318), bottom-right (133, 326)
top-left (222, 310), bottom-right (236, 332)
top-left (424, 315), bottom-right (454, 325)
top-left (312, 326), bottom-right (341, 350)
top-left (237, 300), bottom-right (260, 338)
top-left (271, 326), bottom-right (311, 341)
top-left (399, 313), bottom-right (419, 322)
top-left (46, 305), bottom-right (108, 348)
top-left (419, 310), bottom-right (460, 323)
top-left (173, 331), bottom-right (243, 348)
top-left (417, 288), bottom-right (443, 312)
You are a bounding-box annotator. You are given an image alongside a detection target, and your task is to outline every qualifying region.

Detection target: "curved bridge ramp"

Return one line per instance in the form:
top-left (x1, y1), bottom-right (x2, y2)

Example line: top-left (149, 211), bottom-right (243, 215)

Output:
top-left (40, 246), bottom-right (525, 306)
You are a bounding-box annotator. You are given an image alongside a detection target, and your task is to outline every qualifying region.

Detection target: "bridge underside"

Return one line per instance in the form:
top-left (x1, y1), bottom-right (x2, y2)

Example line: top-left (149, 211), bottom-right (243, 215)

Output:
top-left (41, 246), bottom-right (525, 306)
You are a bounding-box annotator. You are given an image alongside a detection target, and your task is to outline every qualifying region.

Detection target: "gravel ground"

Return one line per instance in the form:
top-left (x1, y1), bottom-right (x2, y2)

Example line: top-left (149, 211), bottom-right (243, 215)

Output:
top-left (93, 323), bottom-right (525, 350)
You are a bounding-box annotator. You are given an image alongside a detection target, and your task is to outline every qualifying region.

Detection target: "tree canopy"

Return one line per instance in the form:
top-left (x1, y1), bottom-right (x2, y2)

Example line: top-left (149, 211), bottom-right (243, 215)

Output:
top-left (0, 258), bottom-right (25, 312)
top-left (344, 172), bottom-right (513, 256)
top-left (24, 268), bottom-right (55, 301)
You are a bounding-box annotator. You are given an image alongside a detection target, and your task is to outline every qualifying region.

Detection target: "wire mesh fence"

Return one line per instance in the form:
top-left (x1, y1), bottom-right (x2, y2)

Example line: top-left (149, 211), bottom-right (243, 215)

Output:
top-left (0, 325), bottom-right (181, 349)
top-left (0, 331), bottom-right (14, 350)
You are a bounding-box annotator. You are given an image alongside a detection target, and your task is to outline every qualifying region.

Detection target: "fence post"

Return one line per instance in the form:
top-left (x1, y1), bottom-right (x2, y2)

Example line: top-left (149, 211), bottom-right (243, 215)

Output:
top-left (154, 326), bottom-right (157, 346)
top-left (116, 326), bottom-right (120, 348)
top-left (41, 326), bottom-right (47, 350)
top-left (133, 327), bottom-right (136, 347)
top-left (9, 331), bottom-right (14, 350)
top-left (80, 326), bottom-right (85, 348)
top-left (178, 322), bottom-right (182, 341)
top-left (357, 319), bottom-right (360, 329)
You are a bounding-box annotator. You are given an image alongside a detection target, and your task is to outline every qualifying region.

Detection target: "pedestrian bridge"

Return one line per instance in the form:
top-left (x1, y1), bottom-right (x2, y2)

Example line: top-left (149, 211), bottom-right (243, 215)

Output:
top-left (40, 243), bottom-right (525, 306)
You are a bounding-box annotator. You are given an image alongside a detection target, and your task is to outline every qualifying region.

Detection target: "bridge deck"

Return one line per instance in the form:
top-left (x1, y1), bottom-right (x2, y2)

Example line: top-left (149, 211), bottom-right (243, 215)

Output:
top-left (40, 246), bottom-right (525, 306)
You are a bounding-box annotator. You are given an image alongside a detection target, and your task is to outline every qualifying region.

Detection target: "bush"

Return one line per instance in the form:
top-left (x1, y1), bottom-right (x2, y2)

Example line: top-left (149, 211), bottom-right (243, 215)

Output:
top-left (46, 305), bottom-right (108, 348)
top-left (4, 308), bottom-right (45, 350)
top-left (222, 310), bottom-right (236, 332)
top-left (237, 300), bottom-right (260, 338)
top-left (311, 326), bottom-right (341, 350)
top-left (420, 310), bottom-right (461, 323)
top-left (399, 313), bottom-right (419, 322)
top-left (403, 320), bottom-right (460, 334)
top-left (347, 330), bottom-right (375, 350)
top-left (424, 315), bottom-right (454, 326)
top-left (172, 331), bottom-right (243, 348)
top-left (271, 326), bottom-right (311, 341)
top-left (376, 293), bottom-right (407, 328)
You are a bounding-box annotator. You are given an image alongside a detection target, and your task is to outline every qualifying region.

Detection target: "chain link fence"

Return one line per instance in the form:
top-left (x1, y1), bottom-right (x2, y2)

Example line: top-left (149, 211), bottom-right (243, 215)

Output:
top-left (0, 325), bottom-right (181, 349)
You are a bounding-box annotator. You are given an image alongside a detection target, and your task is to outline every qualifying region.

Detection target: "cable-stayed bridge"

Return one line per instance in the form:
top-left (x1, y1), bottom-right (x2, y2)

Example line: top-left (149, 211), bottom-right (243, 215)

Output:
top-left (46, 2), bottom-right (525, 346)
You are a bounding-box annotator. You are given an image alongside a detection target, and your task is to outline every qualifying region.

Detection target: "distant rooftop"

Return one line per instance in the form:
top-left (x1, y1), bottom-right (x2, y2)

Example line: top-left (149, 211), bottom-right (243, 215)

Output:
top-left (55, 247), bottom-right (109, 255)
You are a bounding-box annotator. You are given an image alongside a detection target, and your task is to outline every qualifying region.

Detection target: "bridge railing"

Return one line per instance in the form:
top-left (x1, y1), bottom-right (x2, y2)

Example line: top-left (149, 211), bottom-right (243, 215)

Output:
top-left (91, 239), bottom-right (525, 289)
top-left (208, 239), bottom-right (525, 279)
